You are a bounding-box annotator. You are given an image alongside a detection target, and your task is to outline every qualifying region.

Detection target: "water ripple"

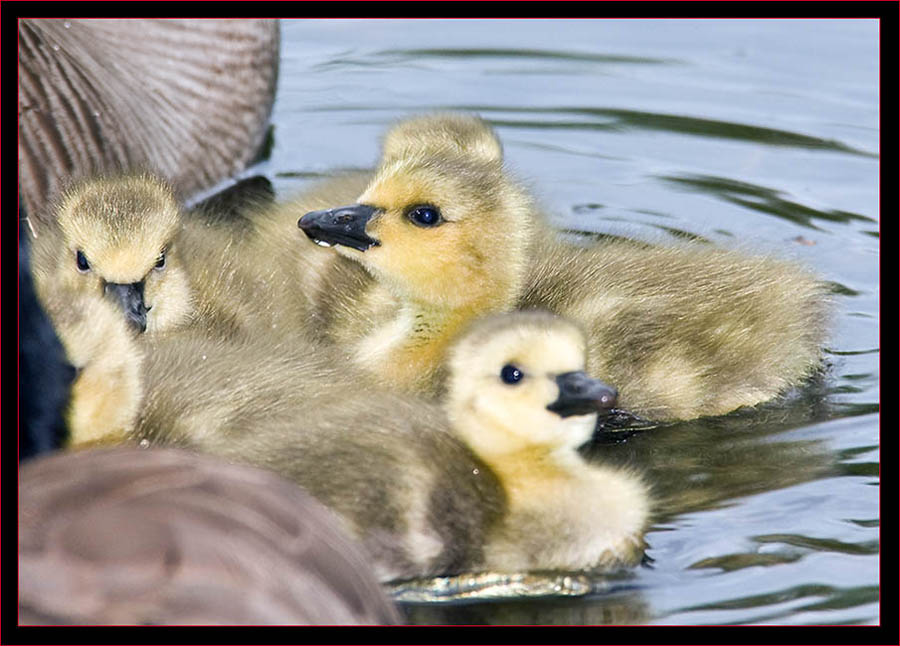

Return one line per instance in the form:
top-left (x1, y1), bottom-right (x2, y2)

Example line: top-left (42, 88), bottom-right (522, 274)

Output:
top-left (567, 204), bottom-right (714, 243)
top-left (390, 571), bottom-right (597, 603)
top-left (658, 174), bottom-right (877, 230)
top-left (454, 105), bottom-right (876, 157)
top-left (381, 48), bottom-right (680, 65)
top-left (682, 584), bottom-right (876, 612)
top-left (754, 533), bottom-right (879, 556)
top-left (689, 551), bottom-right (804, 572)
top-left (827, 348), bottom-right (879, 356)
top-left (829, 402), bottom-right (880, 418)
top-left (301, 102), bottom-right (875, 158)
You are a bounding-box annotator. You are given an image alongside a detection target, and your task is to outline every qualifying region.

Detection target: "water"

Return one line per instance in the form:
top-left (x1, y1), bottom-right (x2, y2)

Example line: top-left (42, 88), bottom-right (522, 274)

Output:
top-left (254, 19), bottom-right (879, 625)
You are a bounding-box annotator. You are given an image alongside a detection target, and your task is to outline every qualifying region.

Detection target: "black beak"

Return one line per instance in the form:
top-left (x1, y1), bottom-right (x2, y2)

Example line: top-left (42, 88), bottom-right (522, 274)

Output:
top-left (546, 371), bottom-right (618, 418)
top-left (104, 282), bottom-right (148, 333)
top-left (298, 204), bottom-right (380, 252)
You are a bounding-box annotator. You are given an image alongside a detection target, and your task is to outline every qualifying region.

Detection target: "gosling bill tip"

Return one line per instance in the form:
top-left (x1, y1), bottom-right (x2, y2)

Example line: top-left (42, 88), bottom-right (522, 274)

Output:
top-left (546, 371), bottom-right (618, 418)
top-left (104, 281), bottom-right (148, 333)
top-left (298, 205), bottom-right (380, 252)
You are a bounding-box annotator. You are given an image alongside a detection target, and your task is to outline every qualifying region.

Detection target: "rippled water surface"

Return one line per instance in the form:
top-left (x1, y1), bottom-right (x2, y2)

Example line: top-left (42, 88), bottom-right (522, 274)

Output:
top-left (254, 19), bottom-right (879, 626)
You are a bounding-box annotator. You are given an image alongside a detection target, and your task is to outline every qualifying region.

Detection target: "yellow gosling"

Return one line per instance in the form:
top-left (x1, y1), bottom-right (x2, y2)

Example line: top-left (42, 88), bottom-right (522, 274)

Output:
top-left (30, 173), bottom-right (193, 334)
top-left (294, 113), bottom-right (831, 420)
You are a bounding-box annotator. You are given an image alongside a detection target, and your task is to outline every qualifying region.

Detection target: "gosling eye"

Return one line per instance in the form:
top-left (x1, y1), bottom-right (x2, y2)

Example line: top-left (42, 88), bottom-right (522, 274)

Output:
top-left (407, 205), bottom-right (442, 228)
top-left (75, 250), bottom-right (90, 273)
top-left (500, 364), bottom-right (524, 385)
top-left (154, 251), bottom-right (166, 270)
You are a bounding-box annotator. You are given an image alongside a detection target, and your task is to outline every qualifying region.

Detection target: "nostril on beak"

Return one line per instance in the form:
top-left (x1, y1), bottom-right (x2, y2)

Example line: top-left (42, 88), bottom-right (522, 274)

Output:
top-left (598, 386), bottom-right (619, 409)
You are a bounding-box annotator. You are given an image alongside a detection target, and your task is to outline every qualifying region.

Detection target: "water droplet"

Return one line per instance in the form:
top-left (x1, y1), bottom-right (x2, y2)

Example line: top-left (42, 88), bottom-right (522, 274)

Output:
top-left (139, 439), bottom-right (150, 449)
top-left (52, 44), bottom-right (60, 51)
top-left (472, 468), bottom-right (479, 475)
top-left (64, 20), bottom-right (71, 28)
top-left (201, 354), bottom-right (207, 360)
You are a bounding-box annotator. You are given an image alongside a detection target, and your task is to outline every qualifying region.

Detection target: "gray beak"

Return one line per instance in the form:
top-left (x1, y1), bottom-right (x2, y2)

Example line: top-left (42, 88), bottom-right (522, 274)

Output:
top-left (104, 281), bottom-right (148, 333)
top-left (298, 204), bottom-right (380, 252)
top-left (546, 371), bottom-right (618, 418)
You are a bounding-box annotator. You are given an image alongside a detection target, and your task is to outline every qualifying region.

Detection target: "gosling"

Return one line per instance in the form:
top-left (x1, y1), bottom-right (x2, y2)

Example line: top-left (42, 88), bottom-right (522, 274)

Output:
top-left (30, 173), bottom-right (193, 334)
top-left (445, 311), bottom-right (649, 572)
top-left (29, 172), bottom-right (289, 339)
top-left (122, 311), bottom-right (649, 581)
top-left (295, 112), bottom-right (830, 420)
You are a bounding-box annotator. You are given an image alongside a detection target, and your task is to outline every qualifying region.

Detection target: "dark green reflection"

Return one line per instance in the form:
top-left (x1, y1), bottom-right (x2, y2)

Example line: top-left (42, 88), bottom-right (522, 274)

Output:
top-left (827, 348), bottom-right (879, 356)
top-left (826, 282), bottom-right (862, 297)
top-left (488, 119), bottom-right (620, 132)
top-left (753, 534), bottom-right (879, 556)
top-left (798, 586), bottom-right (879, 612)
top-left (837, 445), bottom-right (879, 460)
top-left (829, 402), bottom-right (879, 417)
top-left (689, 551), bottom-right (805, 572)
top-left (681, 584), bottom-right (877, 613)
top-left (841, 373), bottom-right (876, 381)
top-left (586, 382), bottom-right (840, 519)
top-left (597, 109), bottom-right (874, 156)
top-left (383, 48), bottom-right (677, 65)
top-left (830, 384), bottom-right (865, 394)
top-left (275, 166), bottom-right (369, 179)
top-left (646, 225), bottom-right (712, 243)
top-left (557, 229), bottom-right (658, 247)
top-left (659, 174), bottom-right (876, 230)
top-left (454, 105), bottom-right (875, 156)
top-left (399, 588), bottom-right (649, 625)
top-left (688, 583), bottom-right (831, 610)
top-left (569, 204), bottom-right (712, 242)
top-left (837, 462), bottom-right (880, 478)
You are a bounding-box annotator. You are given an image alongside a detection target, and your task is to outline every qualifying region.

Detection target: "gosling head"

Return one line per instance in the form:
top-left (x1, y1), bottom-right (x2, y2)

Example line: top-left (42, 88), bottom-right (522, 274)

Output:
top-left (298, 113), bottom-right (535, 309)
top-left (49, 173), bottom-right (192, 333)
top-left (444, 311), bottom-right (617, 462)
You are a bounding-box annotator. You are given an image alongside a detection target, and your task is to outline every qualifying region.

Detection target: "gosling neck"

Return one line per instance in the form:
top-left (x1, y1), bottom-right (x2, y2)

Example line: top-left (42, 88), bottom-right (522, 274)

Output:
top-left (476, 443), bottom-right (590, 508)
top-left (358, 272), bottom-right (521, 394)
top-left (357, 294), bottom-right (507, 394)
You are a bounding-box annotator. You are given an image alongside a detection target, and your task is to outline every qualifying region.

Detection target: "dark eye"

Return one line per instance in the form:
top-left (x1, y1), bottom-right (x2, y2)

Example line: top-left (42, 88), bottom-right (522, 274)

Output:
top-left (155, 251), bottom-right (166, 270)
top-left (407, 205), bottom-right (442, 227)
top-left (75, 250), bottom-right (90, 272)
top-left (500, 364), bottom-right (523, 385)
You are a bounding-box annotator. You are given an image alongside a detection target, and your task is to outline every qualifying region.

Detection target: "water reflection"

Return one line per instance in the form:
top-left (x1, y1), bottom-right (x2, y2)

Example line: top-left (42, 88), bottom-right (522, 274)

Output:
top-left (401, 588), bottom-right (650, 625)
top-left (448, 106), bottom-right (876, 156)
top-left (659, 174), bottom-right (877, 230)
top-left (565, 204), bottom-right (717, 243)
top-left (381, 48), bottom-right (678, 66)
top-left (589, 397), bottom-right (838, 520)
top-left (677, 584), bottom-right (878, 621)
